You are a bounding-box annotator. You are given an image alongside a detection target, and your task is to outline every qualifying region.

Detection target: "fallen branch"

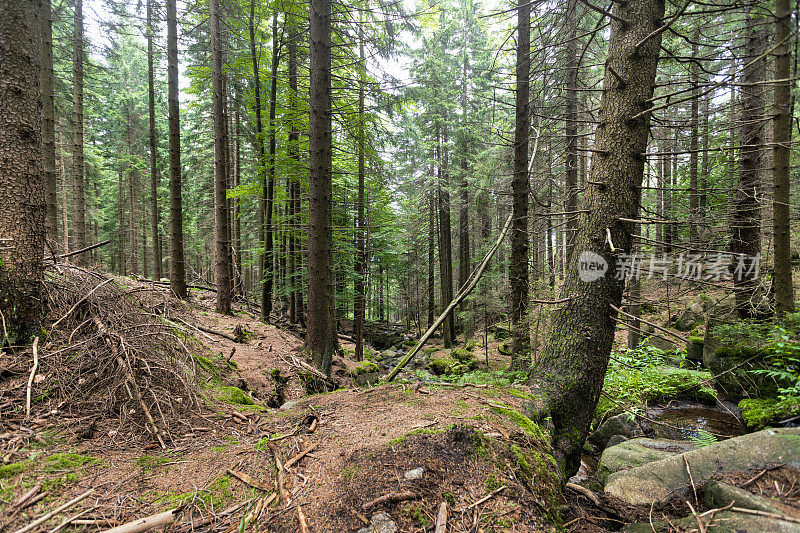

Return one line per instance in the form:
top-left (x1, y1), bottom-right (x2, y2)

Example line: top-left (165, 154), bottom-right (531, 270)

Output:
top-left (13, 489), bottom-right (94, 533)
top-left (272, 446), bottom-right (290, 503)
top-left (298, 505), bottom-right (310, 533)
top-left (362, 491), bottom-right (418, 511)
top-left (13, 484), bottom-right (41, 508)
top-left (25, 337), bottom-right (39, 418)
top-left (53, 240), bottom-right (111, 260)
top-left (46, 506), bottom-right (95, 533)
top-left (284, 443), bottom-right (318, 470)
top-left (103, 508), bottom-right (180, 533)
top-left (565, 483), bottom-right (600, 507)
top-left (227, 469), bottom-right (272, 491)
top-left (51, 278), bottom-right (114, 330)
top-left (434, 502), bottom-right (448, 533)
top-left (386, 212), bottom-right (514, 381)
top-left (465, 485), bottom-right (506, 510)
top-left (194, 323), bottom-right (237, 342)
top-left (730, 506), bottom-right (800, 525)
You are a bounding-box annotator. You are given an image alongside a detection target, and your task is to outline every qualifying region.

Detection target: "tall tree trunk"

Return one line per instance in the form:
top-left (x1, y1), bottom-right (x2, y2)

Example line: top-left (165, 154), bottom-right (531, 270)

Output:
top-left (262, 10), bottom-right (279, 320)
top-left (287, 10), bottom-right (301, 325)
top-left (71, 0), bottom-right (86, 263)
top-left (249, 0), bottom-right (269, 319)
top-left (41, 0), bottom-right (57, 246)
top-left (510, 0), bottom-right (531, 370)
top-left (731, 6), bottom-right (766, 318)
top-left (564, 0), bottom-right (579, 262)
top-left (211, 0), bottom-right (232, 314)
top-left (437, 127), bottom-right (455, 347)
top-left (167, 0), bottom-right (186, 298)
top-left (354, 25), bottom-right (367, 361)
top-left (528, 0), bottom-right (665, 478)
top-left (0, 0), bottom-right (44, 344)
top-left (688, 27), bottom-right (700, 245)
top-left (147, 0), bottom-right (162, 280)
top-left (308, 0), bottom-right (337, 374)
top-left (457, 47), bottom-right (471, 316)
top-left (428, 185), bottom-right (435, 328)
top-left (118, 168), bottom-right (126, 275)
top-left (773, 0), bottom-right (794, 315)
top-left (233, 105), bottom-right (243, 295)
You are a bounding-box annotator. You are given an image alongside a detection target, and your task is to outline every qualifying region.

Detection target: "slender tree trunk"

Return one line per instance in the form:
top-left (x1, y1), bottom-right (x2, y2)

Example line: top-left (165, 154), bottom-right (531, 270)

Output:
top-left (773, 0), bottom-right (794, 315)
top-left (308, 0), bottom-right (337, 374)
top-left (118, 168), bottom-right (126, 275)
top-left (354, 26), bottom-right (367, 361)
top-left (457, 49), bottom-right (471, 314)
top-left (40, 0), bottom-right (57, 246)
top-left (564, 0), bottom-right (579, 262)
top-left (167, 0), bottom-right (186, 298)
top-left (700, 90), bottom-right (710, 229)
top-left (262, 10), bottom-right (279, 320)
top-left (287, 11), bottom-right (300, 324)
top-left (688, 28), bottom-right (700, 245)
top-left (146, 0), bottom-right (162, 280)
top-left (71, 0), bottom-right (86, 263)
top-left (528, 0), bottom-right (664, 478)
top-left (0, 0), bottom-right (44, 343)
top-left (732, 6), bottom-right (766, 318)
top-left (428, 185), bottom-right (435, 328)
top-left (437, 127), bottom-right (455, 347)
top-left (211, 0), bottom-right (231, 314)
top-left (234, 105), bottom-right (243, 295)
top-left (510, 0), bottom-right (531, 369)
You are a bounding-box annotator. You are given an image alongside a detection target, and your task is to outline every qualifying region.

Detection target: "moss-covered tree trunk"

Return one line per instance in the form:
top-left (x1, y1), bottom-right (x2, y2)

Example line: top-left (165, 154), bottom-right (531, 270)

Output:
top-left (527, 0), bottom-right (665, 479)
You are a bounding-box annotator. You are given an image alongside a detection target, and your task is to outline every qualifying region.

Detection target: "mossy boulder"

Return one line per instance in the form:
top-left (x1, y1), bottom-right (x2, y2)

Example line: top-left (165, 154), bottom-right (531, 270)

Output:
top-left (703, 319), bottom-right (779, 399)
top-left (739, 396), bottom-right (800, 429)
top-left (605, 427), bottom-right (800, 506)
top-left (686, 337), bottom-right (704, 365)
top-left (352, 360), bottom-right (380, 386)
top-left (672, 302), bottom-right (705, 332)
top-left (488, 323), bottom-right (512, 340)
top-left (449, 348), bottom-right (476, 369)
top-left (597, 438), bottom-right (696, 485)
top-left (428, 357), bottom-right (457, 375)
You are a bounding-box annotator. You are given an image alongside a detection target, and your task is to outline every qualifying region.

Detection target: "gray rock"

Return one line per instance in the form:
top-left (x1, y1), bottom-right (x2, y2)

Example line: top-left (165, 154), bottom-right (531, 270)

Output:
top-left (279, 399), bottom-right (304, 411)
top-left (589, 413), bottom-right (643, 449)
top-left (625, 510), bottom-right (800, 532)
top-left (606, 435), bottom-right (628, 448)
top-left (404, 467), bottom-right (424, 480)
top-left (357, 511), bottom-right (398, 533)
top-left (674, 302), bottom-right (705, 332)
top-left (605, 427), bottom-right (800, 506)
top-left (704, 479), bottom-right (796, 515)
top-left (597, 438), bottom-right (696, 485)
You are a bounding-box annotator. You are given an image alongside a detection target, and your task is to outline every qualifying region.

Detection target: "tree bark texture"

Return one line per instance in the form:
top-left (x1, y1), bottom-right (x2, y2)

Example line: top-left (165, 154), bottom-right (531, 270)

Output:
top-left (40, 0), bottom-right (57, 245)
top-left (510, 0), bottom-right (531, 369)
top-left (731, 6), bottom-right (766, 318)
top-left (262, 10), bottom-right (279, 320)
top-left (773, 0), bottom-right (794, 315)
top-left (354, 26), bottom-right (367, 361)
top-left (71, 0), bottom-right (86, 264)
top-left (211, 0), bottom-right (232, 314)
top-left (308, 0), bottom-right (337, 375)
top-left (0, 0), bottom-right (44, 343)
top-left (147, 0), bottom-right (162, 280)
top-left (167, 0), bottom-right (186, 298)
top-left (528, 0), bottom-right (665, 479)
top-left (564, 0), bottom-right (579, 262)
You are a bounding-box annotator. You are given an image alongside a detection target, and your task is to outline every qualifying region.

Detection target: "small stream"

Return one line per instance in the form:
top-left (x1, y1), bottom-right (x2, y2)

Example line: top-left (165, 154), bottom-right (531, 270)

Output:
top-left (571, 401), bottom-right (747, 485)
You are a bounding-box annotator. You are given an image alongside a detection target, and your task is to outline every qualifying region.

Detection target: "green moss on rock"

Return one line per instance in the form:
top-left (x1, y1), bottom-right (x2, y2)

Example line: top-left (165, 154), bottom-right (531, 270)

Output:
top-left (739, 396), bottom-right (800, 429)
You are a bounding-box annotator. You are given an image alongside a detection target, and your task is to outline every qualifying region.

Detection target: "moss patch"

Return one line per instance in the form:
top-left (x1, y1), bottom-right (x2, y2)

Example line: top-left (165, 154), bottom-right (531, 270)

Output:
top-left (739, 396), bottom-right (800, 429)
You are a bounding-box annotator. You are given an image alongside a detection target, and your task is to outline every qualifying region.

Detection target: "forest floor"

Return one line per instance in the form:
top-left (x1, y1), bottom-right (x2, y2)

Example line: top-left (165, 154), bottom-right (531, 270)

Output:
top-left (1, 269), bottom-right (798, 532)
